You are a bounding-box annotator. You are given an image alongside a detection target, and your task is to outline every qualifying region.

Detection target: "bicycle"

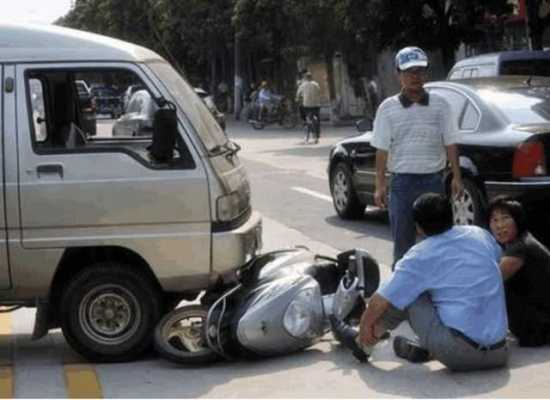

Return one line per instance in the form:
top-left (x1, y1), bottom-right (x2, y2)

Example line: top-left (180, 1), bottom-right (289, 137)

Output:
top-left (303, 111), bottom-right (319, 144)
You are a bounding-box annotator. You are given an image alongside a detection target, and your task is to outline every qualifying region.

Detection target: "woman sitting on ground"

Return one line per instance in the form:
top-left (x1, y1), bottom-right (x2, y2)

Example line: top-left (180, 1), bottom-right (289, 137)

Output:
top-left (488, 196), bottom-right (550, 347)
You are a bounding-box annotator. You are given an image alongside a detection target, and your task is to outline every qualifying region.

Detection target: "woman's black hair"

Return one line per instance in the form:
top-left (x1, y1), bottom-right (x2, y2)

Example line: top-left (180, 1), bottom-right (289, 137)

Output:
top-left (412, 193), bottom-right (454, 236)
top-left (486, 195), bottom-right (527, 235)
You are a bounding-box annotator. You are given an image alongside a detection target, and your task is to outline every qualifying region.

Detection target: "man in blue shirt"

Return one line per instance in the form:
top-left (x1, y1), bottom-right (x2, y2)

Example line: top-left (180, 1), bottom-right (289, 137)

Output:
top-left (358, 193), bottom-right (508, 371)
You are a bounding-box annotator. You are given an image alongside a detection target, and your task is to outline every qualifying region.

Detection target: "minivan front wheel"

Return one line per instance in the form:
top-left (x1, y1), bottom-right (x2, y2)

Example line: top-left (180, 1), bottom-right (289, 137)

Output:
top-left (60, 263), bottom-right (161, 362)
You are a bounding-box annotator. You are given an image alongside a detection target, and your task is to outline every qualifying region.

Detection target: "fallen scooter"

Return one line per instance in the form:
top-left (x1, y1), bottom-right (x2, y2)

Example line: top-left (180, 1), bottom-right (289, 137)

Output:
top-left (153, 247), bottom-right (380, 365)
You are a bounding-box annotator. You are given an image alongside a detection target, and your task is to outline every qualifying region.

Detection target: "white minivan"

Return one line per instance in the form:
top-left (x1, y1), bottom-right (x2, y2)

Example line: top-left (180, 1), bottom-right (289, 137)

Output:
top-left (0, 23), bottom-right (262, 361)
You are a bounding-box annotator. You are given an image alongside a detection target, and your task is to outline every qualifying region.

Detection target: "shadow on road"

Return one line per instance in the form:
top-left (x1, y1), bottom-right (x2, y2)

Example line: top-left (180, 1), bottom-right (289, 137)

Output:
top-left (324, 210), bottom-right (391, 243)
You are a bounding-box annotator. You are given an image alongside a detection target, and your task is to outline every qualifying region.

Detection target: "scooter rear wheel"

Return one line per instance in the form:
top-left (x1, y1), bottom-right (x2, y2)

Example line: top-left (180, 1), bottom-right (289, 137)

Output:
top-left (154, 305), bottom-right (221, 365)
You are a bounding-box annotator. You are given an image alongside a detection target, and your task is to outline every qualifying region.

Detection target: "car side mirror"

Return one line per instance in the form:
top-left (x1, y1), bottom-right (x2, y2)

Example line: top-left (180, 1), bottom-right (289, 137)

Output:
top-left (355, 118), bottom-right (373, 133)
top-left (149, 105), bottom-right (177, 163)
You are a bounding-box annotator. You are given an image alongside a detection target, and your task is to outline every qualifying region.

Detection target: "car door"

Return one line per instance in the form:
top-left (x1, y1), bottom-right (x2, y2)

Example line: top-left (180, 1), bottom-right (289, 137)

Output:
top-left (15, 63), bottom-right (212, 280)
top-left (351, 132), bottom-right (378, 203)
top-left (0, 65), bottom-right (12, 289)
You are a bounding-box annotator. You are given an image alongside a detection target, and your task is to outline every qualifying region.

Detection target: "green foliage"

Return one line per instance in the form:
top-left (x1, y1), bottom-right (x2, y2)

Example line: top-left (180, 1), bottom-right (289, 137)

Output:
top-left (57, 0), bottom-right (516, 88)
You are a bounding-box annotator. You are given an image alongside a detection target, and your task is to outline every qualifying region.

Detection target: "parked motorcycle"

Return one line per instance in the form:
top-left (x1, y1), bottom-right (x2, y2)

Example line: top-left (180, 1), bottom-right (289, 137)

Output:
top-left (247, 96), bottom-right (298, 130)
top-left (153, 247), bottom-right (380, 365)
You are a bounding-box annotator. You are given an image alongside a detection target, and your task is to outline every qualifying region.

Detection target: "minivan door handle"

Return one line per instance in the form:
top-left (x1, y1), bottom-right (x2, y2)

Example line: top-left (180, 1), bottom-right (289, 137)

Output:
top-left (36, 164), bottom-right (64, 179)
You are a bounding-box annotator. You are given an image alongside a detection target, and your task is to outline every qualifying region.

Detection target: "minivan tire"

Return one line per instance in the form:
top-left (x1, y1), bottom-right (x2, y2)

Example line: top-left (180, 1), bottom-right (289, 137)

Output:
top-left (60, 263), bottom-right (162, 362)
top-left (330, 162), bottom-right (365, 219)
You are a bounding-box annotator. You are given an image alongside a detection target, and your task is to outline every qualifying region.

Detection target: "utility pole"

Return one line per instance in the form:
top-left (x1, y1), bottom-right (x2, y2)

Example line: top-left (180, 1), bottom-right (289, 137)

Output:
top-left (234, 32), bottom-right (243, 120)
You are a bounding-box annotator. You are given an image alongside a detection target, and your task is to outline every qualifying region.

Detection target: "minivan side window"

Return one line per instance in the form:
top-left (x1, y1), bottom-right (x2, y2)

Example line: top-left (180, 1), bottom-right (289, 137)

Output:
top-left (25, 68), bottom-right (194, 170)
top-left (29, 78), bottom-right (48, 142)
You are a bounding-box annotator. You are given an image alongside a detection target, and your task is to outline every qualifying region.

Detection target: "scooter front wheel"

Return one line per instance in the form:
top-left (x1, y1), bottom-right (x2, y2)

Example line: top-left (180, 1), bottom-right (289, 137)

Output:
top-left (154, 305), bottom-right (221, 365)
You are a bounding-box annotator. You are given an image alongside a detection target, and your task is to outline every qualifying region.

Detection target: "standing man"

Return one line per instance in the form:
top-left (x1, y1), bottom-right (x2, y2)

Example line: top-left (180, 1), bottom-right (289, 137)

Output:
top-left (355, 193), bottom-right (508, 371)
top-left (372, 46), bottom-right (463, 265)
top-left (296, 71), bottom-right (321, 144)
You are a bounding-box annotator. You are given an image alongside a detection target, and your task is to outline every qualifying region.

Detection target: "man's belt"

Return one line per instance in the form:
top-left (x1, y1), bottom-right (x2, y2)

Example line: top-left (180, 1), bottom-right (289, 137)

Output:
top-left (450, 328), bottom-right (506, 351)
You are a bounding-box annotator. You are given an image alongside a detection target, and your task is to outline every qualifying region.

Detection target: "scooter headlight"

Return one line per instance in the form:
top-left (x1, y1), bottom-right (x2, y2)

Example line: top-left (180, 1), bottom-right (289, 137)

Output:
top-left (283, 286), bottom-right (322, 338)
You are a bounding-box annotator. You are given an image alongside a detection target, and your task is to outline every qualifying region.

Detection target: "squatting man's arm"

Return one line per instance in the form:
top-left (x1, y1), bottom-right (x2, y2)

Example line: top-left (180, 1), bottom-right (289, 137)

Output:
top-left (359, 293), bottom-right (391, 346)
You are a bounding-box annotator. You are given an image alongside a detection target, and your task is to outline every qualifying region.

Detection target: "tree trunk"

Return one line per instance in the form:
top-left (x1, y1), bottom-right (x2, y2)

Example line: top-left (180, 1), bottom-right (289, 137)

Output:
top-left (324, 52), bottom-right (338, 123)
top-left (527, 0), bottom-right (545, 50)
top-left (209, 51), bottom-right (217, 95)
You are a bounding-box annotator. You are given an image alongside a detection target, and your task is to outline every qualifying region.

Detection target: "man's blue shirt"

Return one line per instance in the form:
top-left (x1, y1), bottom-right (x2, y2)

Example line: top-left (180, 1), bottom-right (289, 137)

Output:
top-left (378, 225), bottom-right (508, 346)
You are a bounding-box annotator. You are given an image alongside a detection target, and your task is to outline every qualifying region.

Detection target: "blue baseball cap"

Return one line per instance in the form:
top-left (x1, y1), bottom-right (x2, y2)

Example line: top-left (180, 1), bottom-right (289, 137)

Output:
top-left (395, 47), bottom-right (429, 71)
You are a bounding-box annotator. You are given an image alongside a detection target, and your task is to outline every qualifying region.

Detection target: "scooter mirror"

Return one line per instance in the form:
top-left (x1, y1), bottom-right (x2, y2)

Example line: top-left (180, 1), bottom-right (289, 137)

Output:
top-left (353, 249), bottom-right (380, 298)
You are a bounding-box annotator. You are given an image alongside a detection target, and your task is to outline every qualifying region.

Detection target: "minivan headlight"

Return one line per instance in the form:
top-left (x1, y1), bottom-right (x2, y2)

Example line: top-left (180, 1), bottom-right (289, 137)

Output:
top-left (283, 286), bottom-right (322, 338)
top-left (217, 191), bottom-right (242, 222)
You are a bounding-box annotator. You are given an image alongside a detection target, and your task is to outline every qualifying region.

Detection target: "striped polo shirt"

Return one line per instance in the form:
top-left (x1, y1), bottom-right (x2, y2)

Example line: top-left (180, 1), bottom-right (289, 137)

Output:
top-left (371, 92), bottom-right (458, 174)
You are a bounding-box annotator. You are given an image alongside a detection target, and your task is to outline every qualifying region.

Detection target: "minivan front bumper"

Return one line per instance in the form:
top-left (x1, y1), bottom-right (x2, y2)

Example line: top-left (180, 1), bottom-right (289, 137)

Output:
top-left (211, 210), bottom-right (262, 275)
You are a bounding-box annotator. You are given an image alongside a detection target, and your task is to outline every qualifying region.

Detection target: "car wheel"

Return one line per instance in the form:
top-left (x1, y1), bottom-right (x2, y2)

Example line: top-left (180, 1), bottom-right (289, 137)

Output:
top-left (330, 162), bottom-right (365, 219)
top-left (60, 263), bottom-right (162, 362)
top-left (451, 177), bottom-right (485, 226)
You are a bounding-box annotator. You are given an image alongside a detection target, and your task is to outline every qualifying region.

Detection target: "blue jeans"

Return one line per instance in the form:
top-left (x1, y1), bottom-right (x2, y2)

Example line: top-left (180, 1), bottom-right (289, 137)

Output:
top-left (389, 172), bottom-right (444, 266)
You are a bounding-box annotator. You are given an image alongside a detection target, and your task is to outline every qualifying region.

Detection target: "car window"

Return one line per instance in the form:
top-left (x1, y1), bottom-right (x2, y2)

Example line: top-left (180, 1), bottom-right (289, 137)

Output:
top-left (448, 69), bottom-right (462, 80)
top-left (28, 78), bottom-right (48, 142)
top-left (460, 102), bottom-right (480, 130)
top-left (429, 88), bottom-right (470, 132)
top-left (25, 67), bottom-right (193, 170)
top-left (500, 59), bottom-right (550, 77)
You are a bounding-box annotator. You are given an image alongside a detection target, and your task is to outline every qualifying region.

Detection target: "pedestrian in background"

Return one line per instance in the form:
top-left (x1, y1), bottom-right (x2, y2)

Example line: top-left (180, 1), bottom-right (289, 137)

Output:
top-left (296, 71), bottom-right (321, 144)
top-left (371, 46), bottom-right (463, 266)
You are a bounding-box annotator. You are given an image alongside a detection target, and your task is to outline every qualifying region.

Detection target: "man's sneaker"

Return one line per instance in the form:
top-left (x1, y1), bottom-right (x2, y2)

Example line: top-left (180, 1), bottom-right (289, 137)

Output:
top-left (393, 335), bottom-right (431, 363)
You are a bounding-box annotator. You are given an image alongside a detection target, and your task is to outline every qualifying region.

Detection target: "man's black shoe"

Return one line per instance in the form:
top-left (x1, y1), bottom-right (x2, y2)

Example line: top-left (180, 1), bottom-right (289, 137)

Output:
top-left (393, 335), bottom-right (431, 363)
top-left (329, 316), bottom-right (369, 363)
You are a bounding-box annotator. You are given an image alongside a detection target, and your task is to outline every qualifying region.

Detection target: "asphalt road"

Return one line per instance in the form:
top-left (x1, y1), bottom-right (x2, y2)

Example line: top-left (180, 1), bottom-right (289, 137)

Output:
top-left (1, 117), bottom-right (550, 398)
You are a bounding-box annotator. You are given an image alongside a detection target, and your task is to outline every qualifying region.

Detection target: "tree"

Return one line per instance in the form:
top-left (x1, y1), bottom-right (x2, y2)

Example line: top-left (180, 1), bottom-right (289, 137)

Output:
top-left (362, 0), bottom-right (512, 71)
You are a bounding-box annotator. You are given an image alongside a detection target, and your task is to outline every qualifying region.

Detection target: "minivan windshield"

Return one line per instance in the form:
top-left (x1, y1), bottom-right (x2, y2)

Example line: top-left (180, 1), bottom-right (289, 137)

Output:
top-left (146, 60), bottom-right (228, 152)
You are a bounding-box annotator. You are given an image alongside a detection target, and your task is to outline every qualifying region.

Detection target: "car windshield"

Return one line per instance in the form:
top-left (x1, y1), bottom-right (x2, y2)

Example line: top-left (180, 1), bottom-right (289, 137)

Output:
top-left (478, 87), bottom-right (550, 123)
top-left (146, 61), bottom-right (227, 152)
top-left (500, 59), bottom-right (550, 77)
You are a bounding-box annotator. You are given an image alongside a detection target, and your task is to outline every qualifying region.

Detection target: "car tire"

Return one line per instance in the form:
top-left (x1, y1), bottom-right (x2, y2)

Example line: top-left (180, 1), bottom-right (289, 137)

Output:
top-left (451, 177), bottom-right (485, 226)
top-left (330, 162), bottom-right (365, 219)
top-left (60, 263), bottom-right (162, 362)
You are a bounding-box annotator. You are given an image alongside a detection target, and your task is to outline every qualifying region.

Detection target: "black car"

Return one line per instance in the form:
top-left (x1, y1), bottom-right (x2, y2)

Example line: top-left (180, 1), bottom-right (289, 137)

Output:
top-left (328, 76), bottom-right (550, 246)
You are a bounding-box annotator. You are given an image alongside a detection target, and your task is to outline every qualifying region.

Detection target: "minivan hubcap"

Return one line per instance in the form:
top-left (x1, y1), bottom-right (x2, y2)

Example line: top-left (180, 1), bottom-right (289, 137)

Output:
top-left (333, 170), bottom-right (349, 211)
top-left (452, 190), bottom-right (475, 225)
top-left (80, 285), bottom-right (141, 345)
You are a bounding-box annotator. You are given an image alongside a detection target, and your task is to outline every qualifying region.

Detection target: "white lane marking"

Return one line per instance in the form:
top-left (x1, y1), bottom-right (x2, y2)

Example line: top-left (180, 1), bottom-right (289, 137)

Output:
top-left (291, 187), bottom-right (332, 203)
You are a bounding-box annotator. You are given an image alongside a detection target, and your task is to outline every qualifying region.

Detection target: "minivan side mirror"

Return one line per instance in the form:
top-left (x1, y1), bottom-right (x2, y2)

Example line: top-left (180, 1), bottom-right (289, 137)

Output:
top-left (149, 106), bottom-right (177, 163)
top-left (355, 118), bottom-right (373, 133)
